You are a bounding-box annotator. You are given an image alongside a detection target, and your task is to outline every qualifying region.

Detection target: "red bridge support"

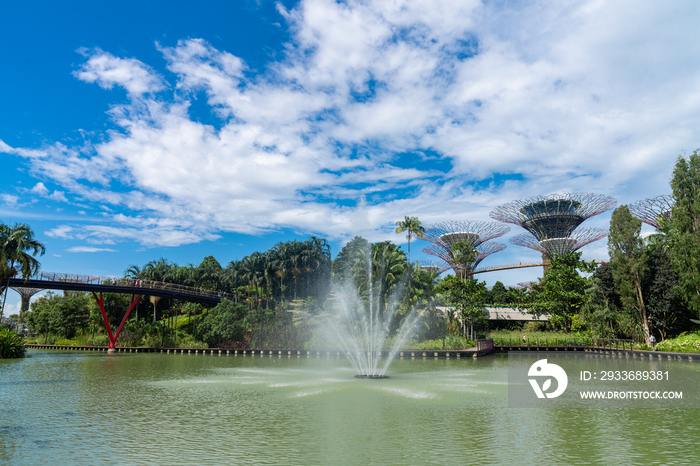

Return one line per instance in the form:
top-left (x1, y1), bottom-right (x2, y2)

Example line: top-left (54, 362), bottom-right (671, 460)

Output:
top-left (92, 292), bottom-right (142, 349)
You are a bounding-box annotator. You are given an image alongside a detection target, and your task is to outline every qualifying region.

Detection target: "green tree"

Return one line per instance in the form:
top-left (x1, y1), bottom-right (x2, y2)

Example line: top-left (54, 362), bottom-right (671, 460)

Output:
top-left (644, 245), bottom-right (687, 340)
top-left (436, 275), bottom-right (488, 340)
top-left (333, 236), bottom-right (371, 285)
top-left (609, 205), bottom-right (650, 342)
top-left (394, 216), bottom-right (425, 263)
top-left (0, 223), bottom-right (46, 317)
top-left (448, 241), bottom-right (478, 280)
top-left (26, 292), bottom-right (90, 340)
top-left (488, 281), bottom-right (509, 305)
top-left (530, 252), bottom-right (596, 331)
top-left (668, 150), bottom-right (700, 316)
top-left (196, 299), bottom-right (248, 348)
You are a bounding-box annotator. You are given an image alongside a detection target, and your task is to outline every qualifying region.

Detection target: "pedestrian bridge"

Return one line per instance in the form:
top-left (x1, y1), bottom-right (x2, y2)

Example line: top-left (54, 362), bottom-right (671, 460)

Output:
top-left (7, 271), bottom-right (231, 305)
top-left (5, 271), bottom-right (234, 350)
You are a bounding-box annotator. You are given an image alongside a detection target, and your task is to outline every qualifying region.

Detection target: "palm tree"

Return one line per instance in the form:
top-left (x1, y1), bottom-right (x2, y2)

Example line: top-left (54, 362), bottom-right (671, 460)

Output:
top-left (1, 223), bottom-right (46, 316)
top-left (394, 216), bottom-right (425, 263)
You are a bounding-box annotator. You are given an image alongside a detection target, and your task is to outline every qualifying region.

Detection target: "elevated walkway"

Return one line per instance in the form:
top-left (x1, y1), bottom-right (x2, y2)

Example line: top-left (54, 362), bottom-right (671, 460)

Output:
top-left (6, 271), bottom-right (232, 305)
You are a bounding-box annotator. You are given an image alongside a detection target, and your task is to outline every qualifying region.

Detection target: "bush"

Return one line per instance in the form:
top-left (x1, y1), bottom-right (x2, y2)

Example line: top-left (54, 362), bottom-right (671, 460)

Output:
top-left (88, 335), bottom-right (109, 347)
top-left (196, 300), bottom-right (248, 348)
top-left (655, 333), bottom-right (700, 353)
top-left (408, 336), bottom-right (477, 350)
top-left (116, 330), bottom-right (144, 347)
top-left (0, 328), bottom-right (26, 358)
top-left (54, 339), bottom-right (76, 346)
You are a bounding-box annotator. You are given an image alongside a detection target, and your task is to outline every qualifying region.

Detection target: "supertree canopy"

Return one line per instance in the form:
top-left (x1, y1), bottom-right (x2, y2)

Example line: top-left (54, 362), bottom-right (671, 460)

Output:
top-left (423, 220), bottom-right (510, 248)
top-left (420, 220), bottom-right (509, 276)
top-left (422, 241), bottom-right (507, 277)
top-left (628, 194), bottom-right (674, 229)
top-left (489, 192), bottom-right (617, 240)
top-left (509, 227), bottom-right (609, 258)
top-left (418, 260), bottom-right (448, 275)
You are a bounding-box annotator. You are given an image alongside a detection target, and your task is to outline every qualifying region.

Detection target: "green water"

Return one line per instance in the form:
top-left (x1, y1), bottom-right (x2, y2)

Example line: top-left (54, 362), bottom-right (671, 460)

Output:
top-left (1, 350), bottom-right (699, 465)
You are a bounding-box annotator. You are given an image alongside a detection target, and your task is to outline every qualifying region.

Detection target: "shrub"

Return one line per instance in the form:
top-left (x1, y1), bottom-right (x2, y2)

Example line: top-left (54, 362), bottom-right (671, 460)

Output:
top-left (116, 330), bottom-right (144, 347)
top-left (196, 300), bottom-right (247, 348)
top-left (655, 333), bottom-right (700, 353)
top-left (54, 339), bottom-right (76, 346)
top-left (0, 328), bottom-right (26, 358)
top-left (88, 335), bottom-right (109, 347)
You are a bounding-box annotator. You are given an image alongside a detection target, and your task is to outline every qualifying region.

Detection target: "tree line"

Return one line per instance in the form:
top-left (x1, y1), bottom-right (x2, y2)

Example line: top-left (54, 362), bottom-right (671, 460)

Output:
top-left (6, 151), bottom-right (700, 349)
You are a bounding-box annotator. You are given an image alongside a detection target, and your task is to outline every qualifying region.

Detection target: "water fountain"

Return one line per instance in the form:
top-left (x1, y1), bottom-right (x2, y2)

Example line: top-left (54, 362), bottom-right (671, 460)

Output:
top-left (327, 252), bottom-right (421, 379)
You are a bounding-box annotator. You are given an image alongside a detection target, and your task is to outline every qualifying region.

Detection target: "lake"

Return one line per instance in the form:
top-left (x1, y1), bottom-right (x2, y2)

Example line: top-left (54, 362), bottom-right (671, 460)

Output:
top-left (1, 349), bottom-right (699, 465)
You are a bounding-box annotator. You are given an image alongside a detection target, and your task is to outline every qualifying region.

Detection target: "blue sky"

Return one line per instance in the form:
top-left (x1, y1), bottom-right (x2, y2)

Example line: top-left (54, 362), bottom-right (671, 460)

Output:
top-left (2, 0), bottom-right (700, 314)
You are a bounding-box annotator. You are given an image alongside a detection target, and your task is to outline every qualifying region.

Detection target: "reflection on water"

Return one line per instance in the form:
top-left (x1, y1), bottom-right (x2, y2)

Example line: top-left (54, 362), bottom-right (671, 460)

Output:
top-left (1, 350), bottom-right (699, 465)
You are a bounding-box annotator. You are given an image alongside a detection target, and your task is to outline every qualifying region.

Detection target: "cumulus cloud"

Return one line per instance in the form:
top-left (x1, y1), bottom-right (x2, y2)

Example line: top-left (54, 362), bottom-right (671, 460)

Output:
top-left (30, 183), bottom-right (49, 196)
top-left (5, 0), bottom-right (700, 250)
top-left (73, 48), bottom-right (165, 96)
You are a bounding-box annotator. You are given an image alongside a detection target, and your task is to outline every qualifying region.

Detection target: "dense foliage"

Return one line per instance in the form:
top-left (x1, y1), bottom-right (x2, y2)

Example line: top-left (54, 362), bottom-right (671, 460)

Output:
top-left (1, 222), bottom-right (45, 319)
top-left (196, 300), bottom-right (248, 348)
top-left (0, 327), bottom-right (25, 358)
top-left (668, 150), bottom-right (700, 315)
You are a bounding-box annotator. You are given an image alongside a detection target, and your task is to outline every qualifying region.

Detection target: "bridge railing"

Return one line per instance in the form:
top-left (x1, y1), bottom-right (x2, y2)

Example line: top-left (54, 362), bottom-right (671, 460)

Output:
top-left (477, 338), bottom-right (494, 353)
top-left (34, 272), bottom-right (235, 301)
top-left (472, 259), bottom-right (609, 275)
top-left (495, 337), bottom-right (637, 350)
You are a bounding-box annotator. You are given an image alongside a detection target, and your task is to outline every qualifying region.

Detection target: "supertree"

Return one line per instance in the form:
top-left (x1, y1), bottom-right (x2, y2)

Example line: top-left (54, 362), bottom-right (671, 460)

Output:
top-left (490, 192), bottom-right (616, 239)
top-left (420, 221), bottom-right (509, 277)
top-left (422, 220), bottom-right (510, 249)
top-left (490, 192), bottom-right (616, 267)
top-left (422, 241), bottom-right (507, 278)
top-left (10, 287), bottom-right (44, 320)
top-left (628, 194), bottom-right (674, 229)
top-left (418, 260), bottom-right (448, 275)
top-left (509, 227), bottom-right (609, 258)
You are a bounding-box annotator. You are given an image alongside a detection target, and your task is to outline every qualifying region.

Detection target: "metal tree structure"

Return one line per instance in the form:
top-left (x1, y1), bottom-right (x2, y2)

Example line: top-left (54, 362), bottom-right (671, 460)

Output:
top-left (10, 286), bottom-right (44, 320)
top-left (420, 221), bottom-right (509, 277)
top-left (628, 194), bottom-right (674, 229)
top-left (490, 192), bottom-right (616, 240)
top-left (509, 228), bottom-right (609, 258)
top-left (418, 260), bottom-right (450, 276)
top-left (490, 192), bottom-right (616, 265)
top-left (422, 220), bottom-right (510, 249)
top-left (422, 242), bottom-right (507, 278)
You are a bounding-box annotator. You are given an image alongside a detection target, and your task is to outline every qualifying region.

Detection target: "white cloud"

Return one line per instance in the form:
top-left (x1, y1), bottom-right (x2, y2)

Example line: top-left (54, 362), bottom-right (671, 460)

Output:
top-left (48, 191), bottom-right (68, 202)
top-left (30, 182), bottom-right (49, 196)
top-left (8, 0), bottom-right (700, 251)
top-left (66, 246), bottom-right (117, 253)
top-left (0, 194), bottom-right (20, 207)
top-left (73, 48), bottom-right (165, 96)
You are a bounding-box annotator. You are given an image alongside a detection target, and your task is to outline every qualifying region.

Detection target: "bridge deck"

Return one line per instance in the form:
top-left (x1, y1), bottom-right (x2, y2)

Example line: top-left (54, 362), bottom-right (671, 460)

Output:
top-left (6, 273), bottom-right (230, 305)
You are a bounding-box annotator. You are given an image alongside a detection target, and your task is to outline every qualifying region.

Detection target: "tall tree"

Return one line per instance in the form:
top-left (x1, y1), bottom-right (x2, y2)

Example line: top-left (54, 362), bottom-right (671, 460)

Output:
top-left (436, 275), bottom-right (488, 340)
top-left (609, 205), bottom-right (650, 343)
top-left (448, 241), bottom-right (478, 280)
top-left (529, 252), bottom-right (596, 330)
top-left (1, 223), bottom-right (46, 317)
top-left (669, 150), bottom-right (700, 316)
top-left (394, 216), bottom-right (425, 263)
